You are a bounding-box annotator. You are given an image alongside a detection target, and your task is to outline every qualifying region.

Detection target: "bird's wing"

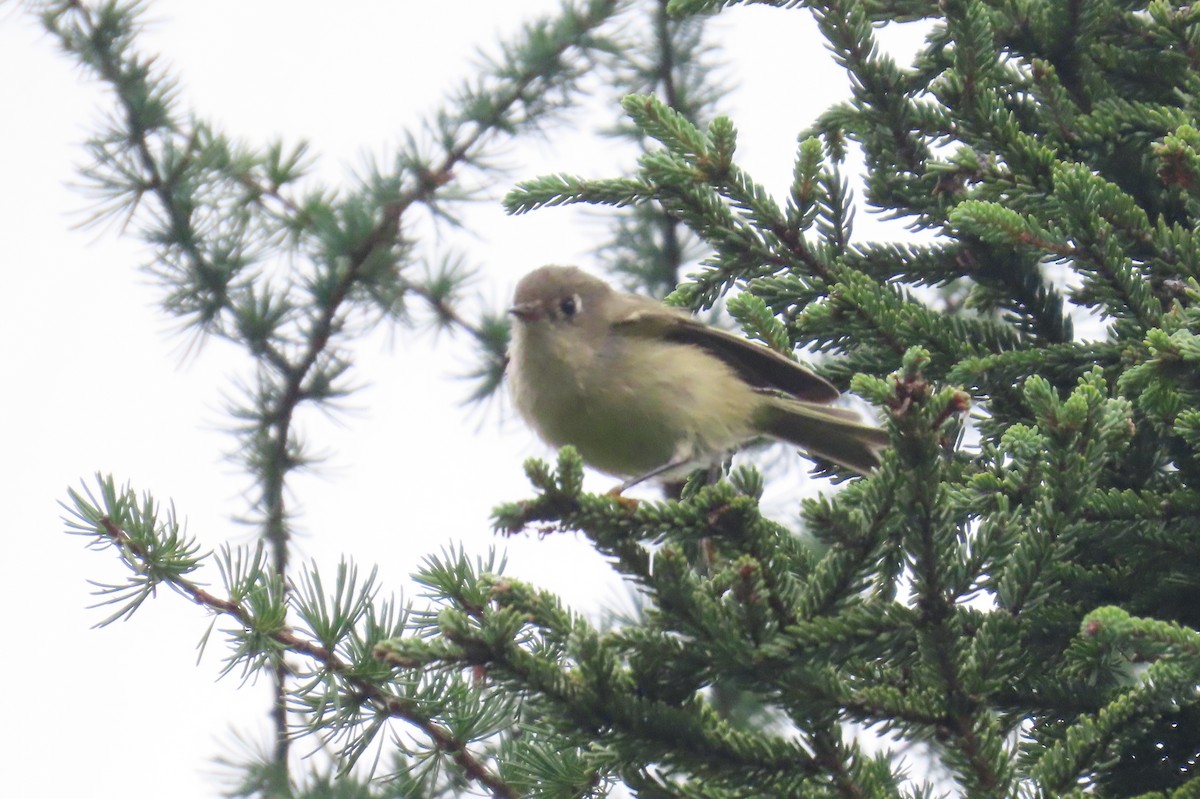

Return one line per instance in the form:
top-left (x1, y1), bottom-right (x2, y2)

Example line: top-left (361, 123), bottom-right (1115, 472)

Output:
top-left (610, 298), bottom-right (840, 402)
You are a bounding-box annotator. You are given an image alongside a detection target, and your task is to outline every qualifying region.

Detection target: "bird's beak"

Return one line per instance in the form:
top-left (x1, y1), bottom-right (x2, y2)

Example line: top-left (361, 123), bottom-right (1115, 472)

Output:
top-left (508, 302), bottom-right (541, 322)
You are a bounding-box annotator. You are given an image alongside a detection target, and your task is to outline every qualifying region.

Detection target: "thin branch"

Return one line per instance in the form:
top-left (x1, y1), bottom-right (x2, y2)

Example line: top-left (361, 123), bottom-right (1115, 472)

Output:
top-left (97, 516), bottom-right (519, 799)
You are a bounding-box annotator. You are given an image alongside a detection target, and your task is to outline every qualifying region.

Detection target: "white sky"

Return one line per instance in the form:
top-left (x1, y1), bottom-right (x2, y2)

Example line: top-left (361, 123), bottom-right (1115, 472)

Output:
top-left (1, 3), bottom-right (930, 796)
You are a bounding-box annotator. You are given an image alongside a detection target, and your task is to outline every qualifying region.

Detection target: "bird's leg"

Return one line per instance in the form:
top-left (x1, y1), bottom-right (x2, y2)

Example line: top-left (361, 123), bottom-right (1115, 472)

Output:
top-left (605, 457), bottom-right (696, 496)
top-left (606, 452), bottom-right (737, 496)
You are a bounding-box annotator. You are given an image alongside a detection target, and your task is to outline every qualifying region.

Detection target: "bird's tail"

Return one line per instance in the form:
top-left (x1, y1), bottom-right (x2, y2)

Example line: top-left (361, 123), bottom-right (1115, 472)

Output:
top-left (757, 396), bottom-right (889, 476)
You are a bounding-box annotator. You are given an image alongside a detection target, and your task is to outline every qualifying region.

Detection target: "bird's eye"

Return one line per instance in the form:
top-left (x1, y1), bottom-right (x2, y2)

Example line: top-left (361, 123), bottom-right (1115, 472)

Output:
top-left (559, 295), bottom-right (580, 317)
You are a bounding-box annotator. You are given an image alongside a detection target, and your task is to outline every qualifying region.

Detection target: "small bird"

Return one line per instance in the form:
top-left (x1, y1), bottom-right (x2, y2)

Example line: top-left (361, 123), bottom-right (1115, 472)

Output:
top-left (507, 265), bottom-right (887, 483)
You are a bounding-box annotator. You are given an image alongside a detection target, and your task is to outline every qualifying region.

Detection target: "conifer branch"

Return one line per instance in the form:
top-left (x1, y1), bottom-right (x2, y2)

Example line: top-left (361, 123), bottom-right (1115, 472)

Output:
top-left (76, 490), bottom-right (519, 799)
top-left (47, 0), bottom-right (1200, 793)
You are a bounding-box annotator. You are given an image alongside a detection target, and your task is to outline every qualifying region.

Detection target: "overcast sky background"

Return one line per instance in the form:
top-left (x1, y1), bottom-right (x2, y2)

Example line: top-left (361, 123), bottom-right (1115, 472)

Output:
top-left (1, 3), bottom-right (930, 795)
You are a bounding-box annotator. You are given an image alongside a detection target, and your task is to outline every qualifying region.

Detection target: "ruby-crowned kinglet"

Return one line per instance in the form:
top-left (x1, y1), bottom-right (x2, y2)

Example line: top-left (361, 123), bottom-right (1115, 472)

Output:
top-left (508, 265), bottom-right (888, 480)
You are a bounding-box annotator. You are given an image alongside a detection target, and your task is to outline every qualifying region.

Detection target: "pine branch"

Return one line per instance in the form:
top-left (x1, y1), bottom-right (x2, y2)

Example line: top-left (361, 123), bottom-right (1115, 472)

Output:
top-left (65, 476), bottom-right (520, 798)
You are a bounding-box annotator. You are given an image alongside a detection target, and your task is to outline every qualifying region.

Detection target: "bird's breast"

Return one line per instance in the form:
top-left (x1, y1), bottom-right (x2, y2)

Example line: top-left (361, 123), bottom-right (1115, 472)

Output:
top-left (510, 327), bottom-right (758, 475)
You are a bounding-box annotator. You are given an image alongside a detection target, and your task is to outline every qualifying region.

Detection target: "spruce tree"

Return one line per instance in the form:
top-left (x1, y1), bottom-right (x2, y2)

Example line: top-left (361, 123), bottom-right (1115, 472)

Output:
top-left (43, 0), bottom-right (1200, 796)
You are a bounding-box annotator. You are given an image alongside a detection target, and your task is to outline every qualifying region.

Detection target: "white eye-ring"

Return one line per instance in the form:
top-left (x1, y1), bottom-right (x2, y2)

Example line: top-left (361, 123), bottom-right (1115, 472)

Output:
top-left (559, 294), bottom-right (581, 318)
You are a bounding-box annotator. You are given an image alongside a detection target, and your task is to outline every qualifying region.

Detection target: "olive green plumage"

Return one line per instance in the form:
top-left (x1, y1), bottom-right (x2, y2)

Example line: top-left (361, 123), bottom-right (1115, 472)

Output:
top-left (508, 265), bottom-right (887, 478)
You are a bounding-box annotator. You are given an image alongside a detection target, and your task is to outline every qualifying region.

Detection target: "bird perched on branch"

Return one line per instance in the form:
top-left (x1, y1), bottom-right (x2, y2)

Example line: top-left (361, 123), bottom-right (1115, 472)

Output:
top-left (507, 265), bottom-right (887, 486)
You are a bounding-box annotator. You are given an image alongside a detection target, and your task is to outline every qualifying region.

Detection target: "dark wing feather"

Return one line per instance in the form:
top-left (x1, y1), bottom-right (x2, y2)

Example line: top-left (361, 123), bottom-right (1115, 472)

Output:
top-left (612, 304), bottom-right (840, 402)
